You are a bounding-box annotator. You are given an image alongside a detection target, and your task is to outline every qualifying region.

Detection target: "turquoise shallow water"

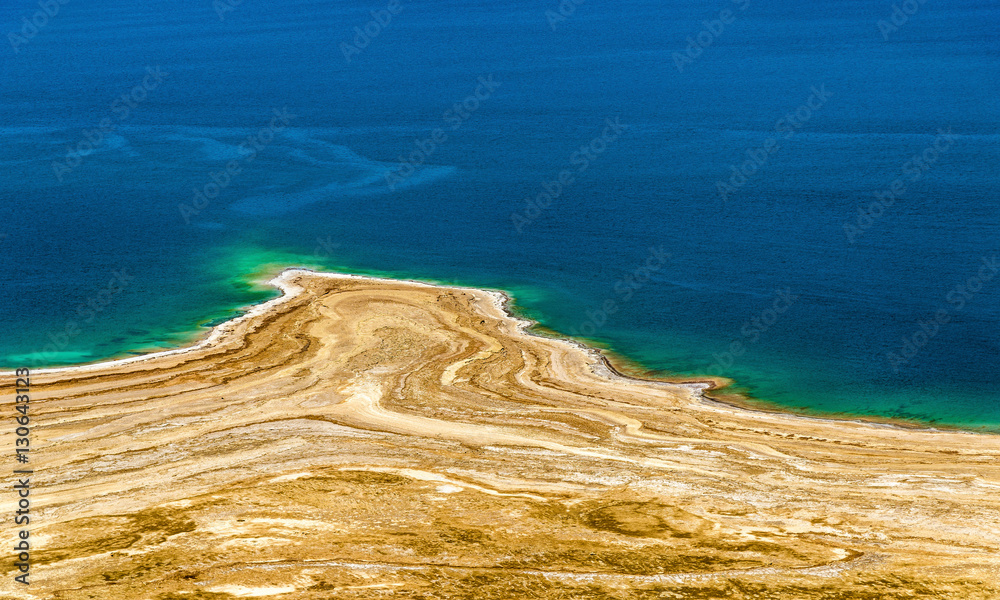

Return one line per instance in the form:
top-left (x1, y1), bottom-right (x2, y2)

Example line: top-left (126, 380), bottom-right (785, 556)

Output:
top-left (1, 0), bottom-right (998, 430)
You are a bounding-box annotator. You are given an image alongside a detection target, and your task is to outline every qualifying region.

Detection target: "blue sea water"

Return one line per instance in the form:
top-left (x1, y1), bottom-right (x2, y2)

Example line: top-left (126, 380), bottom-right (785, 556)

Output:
top-left (1, 0), bottom-right (998, 428)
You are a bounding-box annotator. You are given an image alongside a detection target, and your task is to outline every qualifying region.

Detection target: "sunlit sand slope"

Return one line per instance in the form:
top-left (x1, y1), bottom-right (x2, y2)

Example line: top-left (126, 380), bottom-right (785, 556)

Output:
top-left (2, 270), bottom-right (999, 599)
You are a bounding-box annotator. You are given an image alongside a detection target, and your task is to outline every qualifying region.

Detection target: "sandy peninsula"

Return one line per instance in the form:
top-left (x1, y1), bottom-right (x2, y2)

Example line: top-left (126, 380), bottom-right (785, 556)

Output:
top-left (2, 269), bottom-right (999, 599)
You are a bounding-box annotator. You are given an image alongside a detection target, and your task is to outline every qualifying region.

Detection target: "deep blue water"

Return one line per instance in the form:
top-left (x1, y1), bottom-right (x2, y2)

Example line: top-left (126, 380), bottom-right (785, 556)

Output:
top-left (2, 0), bottom-right (998, 428)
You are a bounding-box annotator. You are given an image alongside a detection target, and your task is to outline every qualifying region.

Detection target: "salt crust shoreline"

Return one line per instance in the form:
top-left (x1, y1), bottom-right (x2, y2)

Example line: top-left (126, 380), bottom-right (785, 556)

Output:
top-left (6, 266), bottom-right (1000, 599)
top-left (2, 267), bottom-right (988, 437)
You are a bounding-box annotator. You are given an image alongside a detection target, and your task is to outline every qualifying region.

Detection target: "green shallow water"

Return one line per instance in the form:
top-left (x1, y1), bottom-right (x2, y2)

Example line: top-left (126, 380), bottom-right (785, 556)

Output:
top-left (7, 241), bottom-right (999, 433)
top-left (73, 245), bottom-right (1000, 433)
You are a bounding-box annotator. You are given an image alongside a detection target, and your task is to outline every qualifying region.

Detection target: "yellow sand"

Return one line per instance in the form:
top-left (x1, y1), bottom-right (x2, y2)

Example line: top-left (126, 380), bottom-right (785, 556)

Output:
top-left (1, 269), bottom-right (999, 599)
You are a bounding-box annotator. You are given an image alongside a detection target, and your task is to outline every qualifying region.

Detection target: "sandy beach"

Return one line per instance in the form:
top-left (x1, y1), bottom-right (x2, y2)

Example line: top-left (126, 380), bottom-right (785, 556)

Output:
top-left (2, 269), bottom-right (999, 599)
